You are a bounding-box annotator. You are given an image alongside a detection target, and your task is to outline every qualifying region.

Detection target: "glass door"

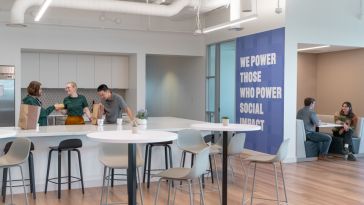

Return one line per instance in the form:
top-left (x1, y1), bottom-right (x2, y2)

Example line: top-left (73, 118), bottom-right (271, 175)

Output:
top-left (206, 40), bottom-right (236, 123)
top-left (219, 41), bottom-right (236, 122)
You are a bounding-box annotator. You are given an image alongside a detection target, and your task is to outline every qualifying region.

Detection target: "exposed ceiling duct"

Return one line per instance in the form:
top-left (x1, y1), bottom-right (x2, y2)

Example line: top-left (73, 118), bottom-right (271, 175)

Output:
top-left (9, 0), bottom-right (229, 26)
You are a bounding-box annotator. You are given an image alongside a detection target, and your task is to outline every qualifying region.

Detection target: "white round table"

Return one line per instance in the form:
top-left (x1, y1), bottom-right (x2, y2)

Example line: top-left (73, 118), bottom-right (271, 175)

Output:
top-left (87, 130), bottom-right (177, 205)
top-left (191, 123), bottom-right (261, 205)
top-left (0, 129), bottom-right (16, 139)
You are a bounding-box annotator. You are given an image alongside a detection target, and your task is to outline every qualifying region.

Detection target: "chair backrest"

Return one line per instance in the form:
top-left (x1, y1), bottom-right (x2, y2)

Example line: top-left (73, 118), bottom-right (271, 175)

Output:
top-left (296, 119), bottom-right (306, 141)
top-left (177, 129), bottom-right (206, 150)
top-left (354, 117), bottom-right (364, 138)
top-left (296, 119), bottom-right (307, 159)
top-left (185, 147), bottom-right (210, 179)
top-left (228, 133), bottom-right (246, 155)
top-left (5, 137), bottom-right (31, 165)
top-left (100, 143), bottom-right (128, 157)
top-left (275, 139), bottom-right (290, 161)
top-left (4, 141), bottom-right (34, 154)
top-left (99, 143), bottom-right (143, 162)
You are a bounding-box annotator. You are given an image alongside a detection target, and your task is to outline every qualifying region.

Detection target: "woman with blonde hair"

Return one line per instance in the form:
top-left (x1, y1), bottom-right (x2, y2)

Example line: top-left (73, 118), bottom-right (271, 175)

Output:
top-left (63, 82), bottom-right (92, 125)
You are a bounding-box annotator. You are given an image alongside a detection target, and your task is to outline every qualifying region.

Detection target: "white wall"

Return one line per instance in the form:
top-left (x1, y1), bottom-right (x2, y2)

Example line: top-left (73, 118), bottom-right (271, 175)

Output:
top-left (146, 55), bottom-right (205, 121)
top-left (286, 0), bottom-right (364, 161)
top-left (0, 24), bottom-right (204, 123)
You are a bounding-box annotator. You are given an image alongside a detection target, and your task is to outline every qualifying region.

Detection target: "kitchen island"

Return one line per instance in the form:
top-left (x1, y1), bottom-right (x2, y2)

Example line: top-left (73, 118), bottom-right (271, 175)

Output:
top-left (0, 117), bottom-right (206, 193)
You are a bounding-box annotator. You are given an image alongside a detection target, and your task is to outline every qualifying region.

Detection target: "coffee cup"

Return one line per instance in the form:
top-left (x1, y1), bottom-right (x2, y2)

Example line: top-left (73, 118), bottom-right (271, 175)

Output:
top-left (117, 118), bottom-right (123, 126)
top-left (97, 119), bottom-right (104, 126)
top-left (132, 126), bottom-right (138, 134)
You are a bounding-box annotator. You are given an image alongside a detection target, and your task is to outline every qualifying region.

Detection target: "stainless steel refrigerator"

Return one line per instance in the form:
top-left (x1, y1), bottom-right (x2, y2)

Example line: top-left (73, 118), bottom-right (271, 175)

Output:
top-left (0, 65), bottom-right (15, 127)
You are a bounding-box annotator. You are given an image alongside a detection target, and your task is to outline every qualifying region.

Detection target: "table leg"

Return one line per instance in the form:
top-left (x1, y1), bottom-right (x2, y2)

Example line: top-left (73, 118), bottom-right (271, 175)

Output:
top-left (128, 143), bottom-right (137, 205)
top-left (222, 131), bottom-right (228, 205)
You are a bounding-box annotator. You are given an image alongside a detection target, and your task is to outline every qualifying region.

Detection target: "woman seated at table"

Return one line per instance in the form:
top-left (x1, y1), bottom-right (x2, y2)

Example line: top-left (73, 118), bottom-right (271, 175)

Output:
top-left (333, 101), bottom-right (358, 161)
top-left (62, 81), bottom-right (92, 125)
top-left (23, 81), bottom-right (63, 126)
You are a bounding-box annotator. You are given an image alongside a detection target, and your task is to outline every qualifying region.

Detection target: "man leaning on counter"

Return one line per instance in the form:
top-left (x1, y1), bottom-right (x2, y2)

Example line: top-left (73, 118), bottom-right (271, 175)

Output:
top-left (97, 84), bottom-right (134, 124)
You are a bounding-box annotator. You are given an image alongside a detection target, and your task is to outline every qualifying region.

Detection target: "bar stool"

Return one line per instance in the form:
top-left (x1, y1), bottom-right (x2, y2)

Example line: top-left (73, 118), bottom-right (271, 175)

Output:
top-left (143, 141), bottom-right (173, 188)
top-left (2, 141), bottom-right (36, 202)
top-left (178, 130), bottom-right (217, 188)
top-left (44, 139), bottom-right (85, 199)
top-left (154, 147), bottom-right (210, 205)
top-left (0, 138), bottom-right (31, 205)
top-left (99, 143), bottom-right (144, 205)
top-left (242, 139), bottom-right (290, 205)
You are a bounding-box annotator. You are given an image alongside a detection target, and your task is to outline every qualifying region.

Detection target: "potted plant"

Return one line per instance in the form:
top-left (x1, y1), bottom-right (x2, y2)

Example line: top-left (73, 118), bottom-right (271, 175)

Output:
top-left (221, 116), bottom-right (229, 126)
top-left (136, 109), bottom-right (148, 125)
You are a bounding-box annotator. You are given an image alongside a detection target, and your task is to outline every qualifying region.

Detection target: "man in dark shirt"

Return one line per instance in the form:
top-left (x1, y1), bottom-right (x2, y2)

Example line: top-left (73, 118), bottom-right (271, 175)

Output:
top-left (96, 84), bottom-right (134, 124)
top-left (297, 97), bottom-right (332, 160)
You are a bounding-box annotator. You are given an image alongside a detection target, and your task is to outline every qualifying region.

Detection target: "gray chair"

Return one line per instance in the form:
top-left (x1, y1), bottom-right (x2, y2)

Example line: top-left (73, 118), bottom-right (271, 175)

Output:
top-left (99, 143), bottom-right (144, 205)
top-left (0, 137), bottom-right (31, 205)
top-left (242, 139), bottom-right (289, 205)
top-left (177, 129), bottom-right (217, 185)
top-left (212, 133), bottom-right (247, 175)
top-left (154, 147), bottom-right (210, 205)
top-left (210, 133), bottom-right (247, 204)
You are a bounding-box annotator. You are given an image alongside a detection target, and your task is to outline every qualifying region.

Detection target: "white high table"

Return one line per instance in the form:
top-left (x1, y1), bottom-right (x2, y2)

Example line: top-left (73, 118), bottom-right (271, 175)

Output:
top-left (191, 123), bottom-right (261, 205)
top-left (87, 130), bottom-right (177, 205)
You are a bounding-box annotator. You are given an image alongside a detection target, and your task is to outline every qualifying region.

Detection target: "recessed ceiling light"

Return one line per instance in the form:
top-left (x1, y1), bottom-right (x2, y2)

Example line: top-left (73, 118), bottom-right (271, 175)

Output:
top-left (34, 0), bottom-right (53, 22)
top-left (297, 45), bottom-right (330, 51)
top-left (197, 15), bottom-right (257, 34)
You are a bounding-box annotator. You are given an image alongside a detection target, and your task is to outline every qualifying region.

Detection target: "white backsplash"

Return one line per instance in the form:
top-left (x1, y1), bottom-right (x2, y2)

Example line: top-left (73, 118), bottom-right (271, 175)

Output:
top-left (21, 88), bottom-right (126, 108)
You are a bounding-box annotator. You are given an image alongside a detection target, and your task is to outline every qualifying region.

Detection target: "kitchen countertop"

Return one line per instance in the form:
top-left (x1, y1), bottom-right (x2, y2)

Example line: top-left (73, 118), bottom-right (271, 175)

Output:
top-left (1, 117), bottom-right (207, 138)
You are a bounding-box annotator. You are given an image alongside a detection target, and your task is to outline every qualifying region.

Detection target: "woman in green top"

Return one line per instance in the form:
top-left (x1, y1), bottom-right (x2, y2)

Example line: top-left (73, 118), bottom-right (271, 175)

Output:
top-left (63, 82), bottom-right (92, 125)
top-left (22, 81), bottom-right (62, 126)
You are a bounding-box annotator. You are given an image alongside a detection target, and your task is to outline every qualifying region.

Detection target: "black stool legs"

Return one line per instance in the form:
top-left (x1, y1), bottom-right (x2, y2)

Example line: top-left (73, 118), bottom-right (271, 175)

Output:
top-left (45, 148), bottom-right (84, 199)
top-left (75, 149), bottom-right (85, 194)
top-left (143, 143), bottom-right (173, 188)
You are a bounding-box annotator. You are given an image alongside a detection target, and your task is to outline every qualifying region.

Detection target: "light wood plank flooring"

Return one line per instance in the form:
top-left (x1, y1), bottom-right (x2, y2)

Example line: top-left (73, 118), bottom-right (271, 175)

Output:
top-left (2, 156), bottom-right (364, 205)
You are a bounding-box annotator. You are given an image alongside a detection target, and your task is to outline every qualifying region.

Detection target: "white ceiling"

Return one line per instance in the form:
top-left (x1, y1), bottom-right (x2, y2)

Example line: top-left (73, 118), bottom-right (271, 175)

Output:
top-left (297, 43), bottom-right (361, 54)
top-left (0, 0), bottom-right (225, 33)
top-left (0, 0), bottom-right (206, 33)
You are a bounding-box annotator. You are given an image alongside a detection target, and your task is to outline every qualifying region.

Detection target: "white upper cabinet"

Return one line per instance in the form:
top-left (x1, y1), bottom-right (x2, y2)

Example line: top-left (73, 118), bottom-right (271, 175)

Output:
top-left (77, 55), bottom-right (95, 88)
top-left (59, 54), bottom-right (77, 87)
top-left (94, 56), bottom-right (112, 87)
top-left (21, 52), bottom-right (128, 89)
top-left (111, 56), bottom-right (129, 89)
top-left (21, 53), bottom-right (40, 88)
top-left (39, 53), bottom-right (59, 88)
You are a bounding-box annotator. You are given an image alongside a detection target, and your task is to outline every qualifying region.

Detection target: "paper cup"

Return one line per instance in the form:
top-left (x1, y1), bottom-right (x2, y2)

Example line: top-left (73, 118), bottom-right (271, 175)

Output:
top-left (132, 126), bottom-right (138, 134)
top-left (222, 119), bottom-right (229, 126)
top-left (97, 119), bottom-right (104, 126)
top-left (117, 118), bottom-right (123, 126)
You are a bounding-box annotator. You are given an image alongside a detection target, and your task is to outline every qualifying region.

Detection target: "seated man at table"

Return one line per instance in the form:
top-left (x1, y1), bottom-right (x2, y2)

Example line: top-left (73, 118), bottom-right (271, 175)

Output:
top-left (97, 84), bottom-right (134, 124)
top-left (297, 97), bottom-right (332, 160)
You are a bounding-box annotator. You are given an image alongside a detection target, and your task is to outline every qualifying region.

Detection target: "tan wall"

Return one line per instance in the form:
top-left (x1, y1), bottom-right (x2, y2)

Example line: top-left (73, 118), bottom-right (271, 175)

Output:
top-left (316, 49), bottom-right (364, 116)
top-left (297, 53), bottom-right (317, 110)
top-left (298, 49), bottom-right (364, 117)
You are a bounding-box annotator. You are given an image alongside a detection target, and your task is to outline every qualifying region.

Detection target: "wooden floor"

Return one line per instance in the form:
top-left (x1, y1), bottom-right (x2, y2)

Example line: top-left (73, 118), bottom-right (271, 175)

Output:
top-left (2, 156), bottom-right (364, 205)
